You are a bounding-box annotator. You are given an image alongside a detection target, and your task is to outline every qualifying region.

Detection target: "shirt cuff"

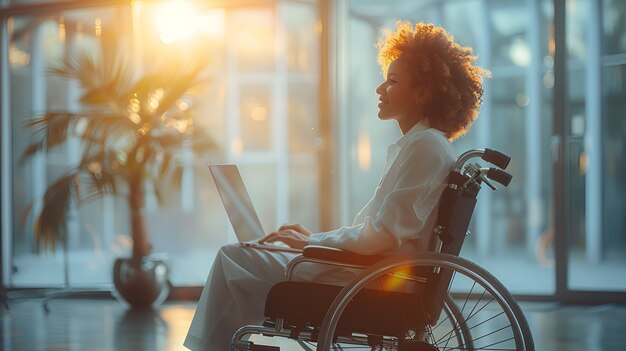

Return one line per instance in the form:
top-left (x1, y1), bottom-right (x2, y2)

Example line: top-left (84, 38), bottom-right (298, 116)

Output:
top-left (307, 233), bottom-right (327, 246)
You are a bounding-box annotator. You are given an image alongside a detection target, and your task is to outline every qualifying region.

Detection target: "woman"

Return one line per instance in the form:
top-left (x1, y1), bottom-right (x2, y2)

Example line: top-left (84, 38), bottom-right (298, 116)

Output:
top-left (184, 21), bottom-right (488, 350)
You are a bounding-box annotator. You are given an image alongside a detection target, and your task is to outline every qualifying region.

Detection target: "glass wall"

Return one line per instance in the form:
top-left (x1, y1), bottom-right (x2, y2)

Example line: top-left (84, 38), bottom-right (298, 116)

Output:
top-left (8, 5), bottom-right (134, 287)
top-left (3, 0), bottom-right (320, 287)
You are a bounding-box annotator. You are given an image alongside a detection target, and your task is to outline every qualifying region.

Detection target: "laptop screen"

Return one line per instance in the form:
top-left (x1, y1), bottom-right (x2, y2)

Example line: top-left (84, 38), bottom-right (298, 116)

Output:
top-left (209, 165), bottom-right (265, 243)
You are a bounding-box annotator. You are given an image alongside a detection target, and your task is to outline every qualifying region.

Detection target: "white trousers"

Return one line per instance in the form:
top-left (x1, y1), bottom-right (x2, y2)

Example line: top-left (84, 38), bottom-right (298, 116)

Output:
top-left (183, 244), bottom-right (360, 351)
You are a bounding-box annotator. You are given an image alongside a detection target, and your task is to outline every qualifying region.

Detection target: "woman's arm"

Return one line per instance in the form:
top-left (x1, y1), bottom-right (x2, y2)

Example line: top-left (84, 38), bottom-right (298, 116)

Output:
top-left (262, 133), bottom-right (453, 253)
top-left (308, 134), bottom-right (454, 255)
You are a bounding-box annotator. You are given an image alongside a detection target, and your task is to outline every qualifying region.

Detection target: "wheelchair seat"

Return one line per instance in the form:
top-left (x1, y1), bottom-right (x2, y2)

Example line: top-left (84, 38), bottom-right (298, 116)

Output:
top-left (232, 149), bottom-right (535, 351)
top-left (265, 281), bottom-right (429, 338)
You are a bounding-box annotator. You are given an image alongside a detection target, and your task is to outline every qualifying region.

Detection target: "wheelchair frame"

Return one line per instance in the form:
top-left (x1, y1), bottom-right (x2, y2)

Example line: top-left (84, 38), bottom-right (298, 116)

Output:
top-left (232, 148), bottom-right (534, 351)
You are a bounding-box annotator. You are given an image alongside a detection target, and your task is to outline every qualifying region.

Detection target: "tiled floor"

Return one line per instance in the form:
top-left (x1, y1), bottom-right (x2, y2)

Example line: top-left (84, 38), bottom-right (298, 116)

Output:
top-left (1, 297), bottom-right (625, 350)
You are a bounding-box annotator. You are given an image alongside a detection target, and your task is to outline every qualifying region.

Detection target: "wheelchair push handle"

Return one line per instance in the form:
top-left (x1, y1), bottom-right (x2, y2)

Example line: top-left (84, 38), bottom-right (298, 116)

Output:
top-left (486, 168), bottom-right (513, 187)
top-left (454, 148), bottom-right (511, 173)
top-left (482, 148), bottom-right (511, 169)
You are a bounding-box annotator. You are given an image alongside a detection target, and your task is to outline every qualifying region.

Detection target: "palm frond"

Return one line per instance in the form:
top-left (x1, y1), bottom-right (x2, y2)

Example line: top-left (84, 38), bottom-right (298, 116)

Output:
top-left (130, 73), bottom-right (163, 98)
top-left (152, 180), bottom-right (165, 207)
top-left (171, 164), bottom-right (184, 190)
top-left (156, 151), bottom-right (173, 182)
top-left (104, 55), bottom-right (135, 98)
top-left (79, 171), bottom-right (118, 205)
top-left (21, 202), bottom-right (34, 227)
top-left (75, 151), bottom-right (120, 205)
top-left (80, 113), bottom-right (137, 150)
top-left (49, 52), bottom-right (100, 90)
top-left (79, 80), bottom-right (119, 105)
top-left (33, 171), bottom-right (81, 253)
top-left (152, 64), bottom-right (209, 119)
top-left (20, 112), bottom-right (83, 163)
top-left (52, 52), bottom-right (134, 108)
top-left (136, 140), bottom-right (156, 170)
top-left (20, 139), bottom-right (46, 163)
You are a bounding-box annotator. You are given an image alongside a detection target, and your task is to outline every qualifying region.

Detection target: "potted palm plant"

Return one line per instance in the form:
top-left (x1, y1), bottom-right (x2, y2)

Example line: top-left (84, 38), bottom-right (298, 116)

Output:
top-left (21, 50), bottom-right (215, 309)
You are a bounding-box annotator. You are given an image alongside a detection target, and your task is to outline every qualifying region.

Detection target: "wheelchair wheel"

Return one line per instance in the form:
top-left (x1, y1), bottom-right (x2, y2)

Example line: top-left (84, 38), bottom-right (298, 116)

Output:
top-left (322, 296), bottom-right (470, 351)
top-left (317, 252), bottom-right (534, 351)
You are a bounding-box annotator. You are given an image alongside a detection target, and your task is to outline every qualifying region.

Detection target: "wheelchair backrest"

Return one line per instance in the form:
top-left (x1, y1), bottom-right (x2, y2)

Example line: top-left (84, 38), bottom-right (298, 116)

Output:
top-left (422, 148), bottom-right (511, 325)
top-left (435, 171), bottom-right (480, 257)
top-left (421, 171), bottom-right (479, 323)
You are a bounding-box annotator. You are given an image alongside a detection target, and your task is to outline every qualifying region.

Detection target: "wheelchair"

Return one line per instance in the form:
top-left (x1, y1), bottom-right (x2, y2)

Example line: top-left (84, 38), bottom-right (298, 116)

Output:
top-left (232, 148), bottom-right (535, 351)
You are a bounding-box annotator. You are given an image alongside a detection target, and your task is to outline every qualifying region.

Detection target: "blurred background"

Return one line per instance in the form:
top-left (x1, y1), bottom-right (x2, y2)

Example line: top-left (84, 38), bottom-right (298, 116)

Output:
top-left (1, 0), bottom-right (625, 302)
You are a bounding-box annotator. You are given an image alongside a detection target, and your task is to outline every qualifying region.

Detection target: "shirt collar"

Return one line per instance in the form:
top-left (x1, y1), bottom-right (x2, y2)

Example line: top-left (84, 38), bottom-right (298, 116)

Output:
top-left (394, 120), bottom-right (433, 148)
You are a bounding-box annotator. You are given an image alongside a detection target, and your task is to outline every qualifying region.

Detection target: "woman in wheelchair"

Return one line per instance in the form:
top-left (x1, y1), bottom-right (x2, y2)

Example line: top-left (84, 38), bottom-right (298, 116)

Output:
top-left (184, 22), bottom-right (530, 351)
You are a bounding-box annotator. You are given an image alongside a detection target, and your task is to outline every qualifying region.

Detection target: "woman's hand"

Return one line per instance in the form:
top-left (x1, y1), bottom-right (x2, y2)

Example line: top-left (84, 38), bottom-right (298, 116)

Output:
top-left (259, 223), bottom-right (312, 249)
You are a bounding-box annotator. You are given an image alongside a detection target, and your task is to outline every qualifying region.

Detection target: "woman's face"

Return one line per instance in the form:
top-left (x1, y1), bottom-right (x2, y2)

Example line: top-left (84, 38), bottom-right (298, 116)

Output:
top-left (375, 57), bottom-right (422, 131)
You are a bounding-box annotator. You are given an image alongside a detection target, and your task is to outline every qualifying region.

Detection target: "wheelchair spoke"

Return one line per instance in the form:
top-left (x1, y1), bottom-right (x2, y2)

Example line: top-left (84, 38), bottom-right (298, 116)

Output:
top-left (450, 336), bottom-right (517, 350)
top-left (438, 274), bottom-right (476, 350)
top-left (467, 324), bottom-right (512, 343)
top-left (442, 291), bottom-right (486, 350)
top-left (431, 314), bottom-right (451, 332)
top-left (439, 299), bottom-right (514, 349)
top-left (435, 295), bottom-right (495, 345)
top-left (431, 271), bottom-right (522, 351)
top-left (427, 302), bottom-right (463, 349)
top-left (435, 324), bottom-right (464, 347)
top-left (443, 346), bottom-right (517, 351)
top-left (439, 296), bottom-right (497, 343)
top-left (463, 290), bottom-right (489, 322)
top-left (465, 311), bottom-right (506, 333)
top-left (331, 344), bottom-right (382, 350)
top-left (474, 335), bottom-right (516, 350)
top-left (458, 280), bottom-right (476, 318)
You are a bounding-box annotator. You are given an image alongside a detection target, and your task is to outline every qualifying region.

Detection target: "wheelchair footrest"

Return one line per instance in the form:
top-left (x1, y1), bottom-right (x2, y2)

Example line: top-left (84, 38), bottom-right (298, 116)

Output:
top-left (262, 319), bottom-right (276, 328)
top-left (250, 344), bottom-right (280, 351)
top-left (398, 340), bottom-right (438, 351)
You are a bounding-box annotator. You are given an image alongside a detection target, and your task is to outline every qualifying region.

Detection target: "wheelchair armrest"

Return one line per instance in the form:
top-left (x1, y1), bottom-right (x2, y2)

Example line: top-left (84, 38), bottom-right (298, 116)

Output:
top-left (284, 246), bottom-right (388, 281)
top-left (303, 245), bottom-right (387, 266)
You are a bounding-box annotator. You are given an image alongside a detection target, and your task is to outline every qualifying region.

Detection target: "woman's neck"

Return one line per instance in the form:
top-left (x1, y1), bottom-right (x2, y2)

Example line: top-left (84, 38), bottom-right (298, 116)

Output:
top-left (399, 118), bottom-right (429, 135)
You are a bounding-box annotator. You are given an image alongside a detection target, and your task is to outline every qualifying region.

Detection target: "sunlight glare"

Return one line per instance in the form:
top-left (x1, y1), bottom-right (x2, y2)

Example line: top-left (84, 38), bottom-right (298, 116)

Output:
top-left (154, 1), bottom-right (224, 44)
top-left (358, 132), bottom-right (371, 171)
top-left (231, 138), bottom-right (243, 155)
top-left (380, 267), bottom-right (415, 291)
top-left (250, 106), bottom-right (267, 122)
top-left (58, 17), bottom-right (66, 43)
top-left (196, 10), bottom-right (226, 37)
top-left (509, 37), bottom-right (531, 67)
top-left (155, 0), bottom-right (197, 44)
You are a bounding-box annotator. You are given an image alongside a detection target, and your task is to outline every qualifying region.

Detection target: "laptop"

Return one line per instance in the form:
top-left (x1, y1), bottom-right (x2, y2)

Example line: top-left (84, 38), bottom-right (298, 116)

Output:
top-left (208, 164), bottom-right (303, 253)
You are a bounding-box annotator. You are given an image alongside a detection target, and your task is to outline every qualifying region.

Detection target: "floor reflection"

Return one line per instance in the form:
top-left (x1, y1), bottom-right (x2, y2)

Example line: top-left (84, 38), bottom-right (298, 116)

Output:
top-left (114, 309), bottom-right (168, 350)
top-left (0, 298), bottom-right (625, 350)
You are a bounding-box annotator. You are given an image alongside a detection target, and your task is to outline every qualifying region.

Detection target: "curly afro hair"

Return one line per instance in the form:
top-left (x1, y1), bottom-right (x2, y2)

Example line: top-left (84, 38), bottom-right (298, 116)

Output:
top-left (377, 21), bottom-right (490, 140)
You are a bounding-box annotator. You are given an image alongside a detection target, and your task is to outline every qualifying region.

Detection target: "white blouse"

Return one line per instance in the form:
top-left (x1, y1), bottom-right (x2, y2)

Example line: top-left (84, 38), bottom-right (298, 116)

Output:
top-left (308, 121), bottom-right (456, 255)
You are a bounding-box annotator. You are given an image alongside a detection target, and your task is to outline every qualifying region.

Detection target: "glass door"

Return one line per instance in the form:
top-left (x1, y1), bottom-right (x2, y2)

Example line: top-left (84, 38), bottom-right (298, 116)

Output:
top-left (562, 0), bottom-right (626, 294)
